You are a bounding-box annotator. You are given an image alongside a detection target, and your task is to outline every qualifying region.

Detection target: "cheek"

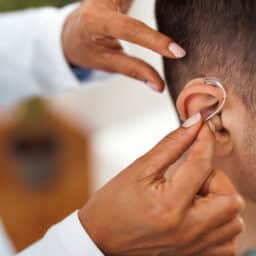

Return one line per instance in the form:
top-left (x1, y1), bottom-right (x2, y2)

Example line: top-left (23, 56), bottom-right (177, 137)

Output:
top-left (210, 86), bottom-right (256, 199)
top-left (217, 91), bottom-right (256, 199)
top-left (229, 119), bottom-right (256, 200)
top-left (221, 97), bottom-right (248, 163)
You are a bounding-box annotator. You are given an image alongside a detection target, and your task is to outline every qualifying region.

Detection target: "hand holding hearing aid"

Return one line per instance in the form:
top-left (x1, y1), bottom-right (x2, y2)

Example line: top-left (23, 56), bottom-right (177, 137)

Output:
top-left (62, 0), bottom-right (186, 92)
top-left (79, 113), bottom-right (244, 256)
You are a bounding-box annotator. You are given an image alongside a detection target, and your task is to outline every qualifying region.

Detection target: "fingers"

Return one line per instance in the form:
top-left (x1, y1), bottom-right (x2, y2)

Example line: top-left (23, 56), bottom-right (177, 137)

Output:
top-left (136, 114), bottom-right (203, 177)
top-left (87, 1), bottom-right (186, 58)
top-left (199, 240), bottom-right (237, 256)
top-left (181, 216), bottom-right (244, 255)
top-left (106, 14), bottom-right (186, 59)
top-left (206, 170), bottom-right (243, 198)
top-left (98, 51), bottom-right (165, 91)
top-left (179, 193), bottom-right (244, 247)
top-left (167, 124), bottom-right (215, 209)
top-left (77, 2), bottom-right (185, 87)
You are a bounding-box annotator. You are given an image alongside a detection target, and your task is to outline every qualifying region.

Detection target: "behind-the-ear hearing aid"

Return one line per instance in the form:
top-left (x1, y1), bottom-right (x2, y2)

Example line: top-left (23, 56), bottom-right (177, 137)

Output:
top-left (203, 77), bottom-right (227, 121)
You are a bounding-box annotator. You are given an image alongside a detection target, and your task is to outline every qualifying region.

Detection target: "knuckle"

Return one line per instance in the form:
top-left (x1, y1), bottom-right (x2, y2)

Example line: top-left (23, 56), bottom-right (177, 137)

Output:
top-left (166, 208), bottom-right (184, 230)
top-left (237, 195), bottom-right (246, 210)
top-left (164, 209), bottom-right (183, 230)
top-left (169, 214), bottom-right (182, 228)
top-left (148, 203), bottom-right (182, 231)
top-left (234, 216), bottom-right (245, 233)
top-left (228, 195), bottom-right (245, 213)
top-left (172, 217), bottom-right (203, 245)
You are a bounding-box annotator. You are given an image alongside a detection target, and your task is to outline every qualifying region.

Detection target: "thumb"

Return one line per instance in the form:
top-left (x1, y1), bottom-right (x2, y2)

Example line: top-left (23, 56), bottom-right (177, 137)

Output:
top-left (206, 170), bottom-right (241, 196)
top-left (205, 170), bottom-right (245, 212)
top-left (166, 123), bottom-right (215, 211)
top-left (136, 113), bottom-right (203, 177)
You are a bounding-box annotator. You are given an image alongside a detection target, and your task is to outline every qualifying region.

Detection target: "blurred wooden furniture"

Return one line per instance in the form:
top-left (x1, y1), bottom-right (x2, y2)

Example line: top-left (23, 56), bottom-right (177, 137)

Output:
top-left (0, 98), bottom-right (91, 252)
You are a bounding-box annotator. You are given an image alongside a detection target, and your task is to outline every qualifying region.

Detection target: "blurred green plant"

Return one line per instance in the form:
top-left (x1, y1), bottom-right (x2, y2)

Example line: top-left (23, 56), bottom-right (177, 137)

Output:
top-left (0, 0), bottom-right (78, 11)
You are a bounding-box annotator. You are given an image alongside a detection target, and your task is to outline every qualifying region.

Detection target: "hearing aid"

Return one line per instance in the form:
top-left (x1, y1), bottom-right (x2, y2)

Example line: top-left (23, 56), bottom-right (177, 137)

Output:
top-left (203, 77), bottom-right (227, 121)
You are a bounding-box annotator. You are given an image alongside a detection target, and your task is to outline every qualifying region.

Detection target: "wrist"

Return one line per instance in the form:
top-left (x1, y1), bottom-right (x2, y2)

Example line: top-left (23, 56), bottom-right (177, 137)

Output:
top-left (62, 8), bottom-right (80, 65)
top-left (78, 207), bottom-right (107, 254)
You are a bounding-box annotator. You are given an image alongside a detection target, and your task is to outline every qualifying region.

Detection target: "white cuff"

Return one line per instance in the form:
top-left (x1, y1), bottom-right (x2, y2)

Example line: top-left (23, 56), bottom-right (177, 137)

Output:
top-left (55, 211), bottom-right (104, 256)
top-left (31, 4), bottom-right (82, 94)
top-left (17, 211), bottom-right (104, 256)
top-left (0, 221), bottom-right (14, 256)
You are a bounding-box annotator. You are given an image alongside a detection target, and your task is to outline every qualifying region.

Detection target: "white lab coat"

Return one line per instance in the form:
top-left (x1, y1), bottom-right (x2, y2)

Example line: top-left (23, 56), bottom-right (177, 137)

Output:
top-left (0, 4), bottom-right (82, 107)
top-left (0, 4), bottom-right (104, 256)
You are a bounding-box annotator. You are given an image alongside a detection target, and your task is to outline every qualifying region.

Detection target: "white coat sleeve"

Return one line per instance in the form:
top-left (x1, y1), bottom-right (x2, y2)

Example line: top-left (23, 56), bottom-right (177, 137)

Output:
top-left (16, 211), bottom-right (104, 256)
top-left (0, 4), bottom-right (88, 106)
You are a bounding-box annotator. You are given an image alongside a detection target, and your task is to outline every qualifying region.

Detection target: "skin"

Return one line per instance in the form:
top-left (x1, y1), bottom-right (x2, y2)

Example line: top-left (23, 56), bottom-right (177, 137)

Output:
top-left (79, 122), bottom-right (244, 256)
top-left (175, 79), bottom-right (256, 253)
top-left (211, 89), bottom-right (256, 252)
top-left (61, 1), bottom-right (245, 254)
top-left (62, 0), bottom-right (185, 92)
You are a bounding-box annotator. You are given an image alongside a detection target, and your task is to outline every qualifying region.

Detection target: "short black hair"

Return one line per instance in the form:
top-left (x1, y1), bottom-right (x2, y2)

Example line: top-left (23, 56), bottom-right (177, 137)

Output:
top-left (155, 0), bottom-right (256, 112)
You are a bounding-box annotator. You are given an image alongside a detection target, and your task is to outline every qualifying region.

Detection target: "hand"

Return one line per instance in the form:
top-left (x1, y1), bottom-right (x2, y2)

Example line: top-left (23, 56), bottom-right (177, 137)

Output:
top-left (79, 118), bottom-right (244, 256)
top-left (62, 0), bottom-right (186, 91)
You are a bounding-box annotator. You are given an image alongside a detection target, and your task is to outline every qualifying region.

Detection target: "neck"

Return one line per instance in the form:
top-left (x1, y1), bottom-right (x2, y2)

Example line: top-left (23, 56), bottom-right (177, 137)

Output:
top-left (238, 198), bottom-right (256, 253)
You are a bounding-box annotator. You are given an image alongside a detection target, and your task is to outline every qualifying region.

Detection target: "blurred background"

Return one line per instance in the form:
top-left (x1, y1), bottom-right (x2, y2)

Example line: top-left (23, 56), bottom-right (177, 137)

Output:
top-left (0, 0), bottom-right (76, 11)
top-left (0, 0), bottom-right (178, 253)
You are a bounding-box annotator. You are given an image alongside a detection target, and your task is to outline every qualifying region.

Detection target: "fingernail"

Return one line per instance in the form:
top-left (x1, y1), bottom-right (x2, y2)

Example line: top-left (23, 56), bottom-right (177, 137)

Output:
top-left (168, 43), bottom-right (186, 58)
top-left (146, 81), bottom-right (158, 91)
top-left (182, 113), bottom-right (202, 128)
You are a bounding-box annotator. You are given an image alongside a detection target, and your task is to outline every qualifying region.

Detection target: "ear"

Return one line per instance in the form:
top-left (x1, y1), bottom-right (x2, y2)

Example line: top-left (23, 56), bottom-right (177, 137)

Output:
top-left (177, 78), bottom-right (233, 157)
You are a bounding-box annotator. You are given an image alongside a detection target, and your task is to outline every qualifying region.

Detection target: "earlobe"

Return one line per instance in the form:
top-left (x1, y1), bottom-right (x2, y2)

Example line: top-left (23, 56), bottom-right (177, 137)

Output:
top-left (177, 78), bottom-right (233, 156)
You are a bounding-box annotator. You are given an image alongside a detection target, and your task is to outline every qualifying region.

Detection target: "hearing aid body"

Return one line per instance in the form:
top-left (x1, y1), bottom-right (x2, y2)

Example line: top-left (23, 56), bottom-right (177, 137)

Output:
top-left (203, 77), bottom-right (227, 121)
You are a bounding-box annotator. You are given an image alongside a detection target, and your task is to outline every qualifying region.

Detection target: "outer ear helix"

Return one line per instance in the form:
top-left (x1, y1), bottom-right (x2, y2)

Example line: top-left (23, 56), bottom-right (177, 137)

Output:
top-left (177, 77), bottom-right (227, 121)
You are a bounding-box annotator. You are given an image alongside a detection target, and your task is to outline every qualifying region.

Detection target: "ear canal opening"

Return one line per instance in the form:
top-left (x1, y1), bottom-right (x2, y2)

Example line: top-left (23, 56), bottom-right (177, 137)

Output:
top-left (210, 115), bottom-right (224, 132)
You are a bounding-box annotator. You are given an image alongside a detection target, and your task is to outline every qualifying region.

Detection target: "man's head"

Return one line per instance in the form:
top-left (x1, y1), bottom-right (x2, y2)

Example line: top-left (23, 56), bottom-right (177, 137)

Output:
top-left (155, 0), bottom-right (256, 201)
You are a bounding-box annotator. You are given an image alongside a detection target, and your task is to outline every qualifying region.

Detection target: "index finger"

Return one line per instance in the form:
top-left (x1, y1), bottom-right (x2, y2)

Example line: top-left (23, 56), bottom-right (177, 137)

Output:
top-left (135, 114), bottom-right (203, 178)
top-left (107, 14), bottom-right (186, 59)
top-left (168, 124), bottom-right (215, 210)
